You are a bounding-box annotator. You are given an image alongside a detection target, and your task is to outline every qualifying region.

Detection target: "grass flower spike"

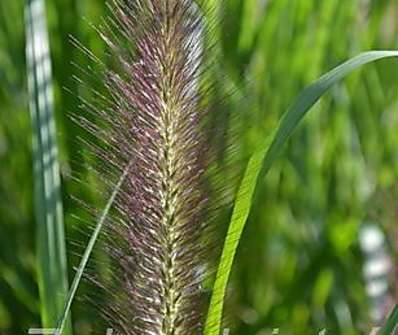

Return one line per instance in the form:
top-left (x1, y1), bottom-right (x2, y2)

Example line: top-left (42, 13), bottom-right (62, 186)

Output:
top-left (83, 1), bottom-right (217, 334)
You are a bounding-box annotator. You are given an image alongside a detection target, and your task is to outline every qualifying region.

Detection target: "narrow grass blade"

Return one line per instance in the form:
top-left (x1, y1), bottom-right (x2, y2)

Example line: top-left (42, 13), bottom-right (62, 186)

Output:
top-left (204, 51), bottom-right (398, 335)
top-left (380, 305), bottom-right (398, 335)
top-left (56, 163), bottom-right (131, 335)
top-left (25, 0), bottom-right (72, 332)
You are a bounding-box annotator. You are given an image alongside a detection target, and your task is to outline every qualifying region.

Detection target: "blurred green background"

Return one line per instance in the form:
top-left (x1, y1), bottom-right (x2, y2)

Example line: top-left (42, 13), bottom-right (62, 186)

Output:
top-left (1, 0), bottom-right (398, 334)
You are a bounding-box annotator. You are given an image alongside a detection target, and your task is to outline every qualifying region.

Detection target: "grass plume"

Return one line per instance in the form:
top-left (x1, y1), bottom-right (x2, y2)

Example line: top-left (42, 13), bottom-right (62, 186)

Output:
top-left (77, 0), bottom-right (221, 334)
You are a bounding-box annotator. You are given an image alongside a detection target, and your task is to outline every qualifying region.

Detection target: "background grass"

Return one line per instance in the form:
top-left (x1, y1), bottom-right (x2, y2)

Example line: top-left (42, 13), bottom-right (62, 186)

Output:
top-left (1, 0), bottom-right (398, 334)
top-left (25, 0), bottom-right (71, 332)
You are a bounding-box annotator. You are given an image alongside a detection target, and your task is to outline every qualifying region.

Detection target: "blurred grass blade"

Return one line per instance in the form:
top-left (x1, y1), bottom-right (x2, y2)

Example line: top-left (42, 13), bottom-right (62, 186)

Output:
top-left (56, 162), bottom-right (131, 335)
top-left (25, 0), bottom-right (72, 332)
top-left (204, 51), bottom-right (398, 335)
top-left (380, 305), bottom-right (398, 335)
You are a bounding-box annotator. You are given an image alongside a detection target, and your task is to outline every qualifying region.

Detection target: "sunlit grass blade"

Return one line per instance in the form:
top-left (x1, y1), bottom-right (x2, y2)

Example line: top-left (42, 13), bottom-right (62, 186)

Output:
top-left (380, 305), bottom-right (398, 335)
top-left (56, 162), bottom-right (131, 335)
top-left (25, 0), bottom-right (72, 332)
top-left (204, 51), bottom-right (398, 335)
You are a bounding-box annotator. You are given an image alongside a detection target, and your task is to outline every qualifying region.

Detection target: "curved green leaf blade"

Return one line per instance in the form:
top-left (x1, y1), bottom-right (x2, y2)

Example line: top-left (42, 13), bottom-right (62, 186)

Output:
top-left (56, 163), bottom-right (131, 335)
top-left (380, 305), bottom-right (398, 335)
top-left (204, 51), bottom-right (398, 335)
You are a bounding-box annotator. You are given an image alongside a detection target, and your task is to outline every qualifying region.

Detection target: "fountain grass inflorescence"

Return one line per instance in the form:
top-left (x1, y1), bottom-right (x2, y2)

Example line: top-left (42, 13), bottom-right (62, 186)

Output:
top-left (82, 1), bottom-right (220, 334)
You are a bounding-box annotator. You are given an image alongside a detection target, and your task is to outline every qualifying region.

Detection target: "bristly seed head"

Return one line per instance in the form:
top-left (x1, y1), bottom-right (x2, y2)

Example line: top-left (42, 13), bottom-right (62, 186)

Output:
top-left (84, 0), bottom-right (217, 334)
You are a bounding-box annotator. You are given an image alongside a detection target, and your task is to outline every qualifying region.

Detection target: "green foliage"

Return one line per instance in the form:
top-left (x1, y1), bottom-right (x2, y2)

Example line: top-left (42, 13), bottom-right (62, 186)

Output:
top-left (204, 51), bottom-right (398, 335)
top-left (25, 0), bottom-right (71, 332)
top-left (380, 305), bottom-right (398, 335)
top-left (381, 305), bottom-right (398, 335)
top-left (0, 0), bottom-right (40, 333)
top-left (1, 0), bottom-right (398, 334)
top-left (56, 162), bottom-right (132, 335)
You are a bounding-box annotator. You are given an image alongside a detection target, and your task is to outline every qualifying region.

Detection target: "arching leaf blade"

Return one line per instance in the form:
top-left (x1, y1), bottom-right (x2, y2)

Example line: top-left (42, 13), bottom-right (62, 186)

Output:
top-left (204, 51), bottom-right (398, 335)
top-left (380, 304), bottom-right (398, 335)
top-left (56, 162), bottom-right (131, 335)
